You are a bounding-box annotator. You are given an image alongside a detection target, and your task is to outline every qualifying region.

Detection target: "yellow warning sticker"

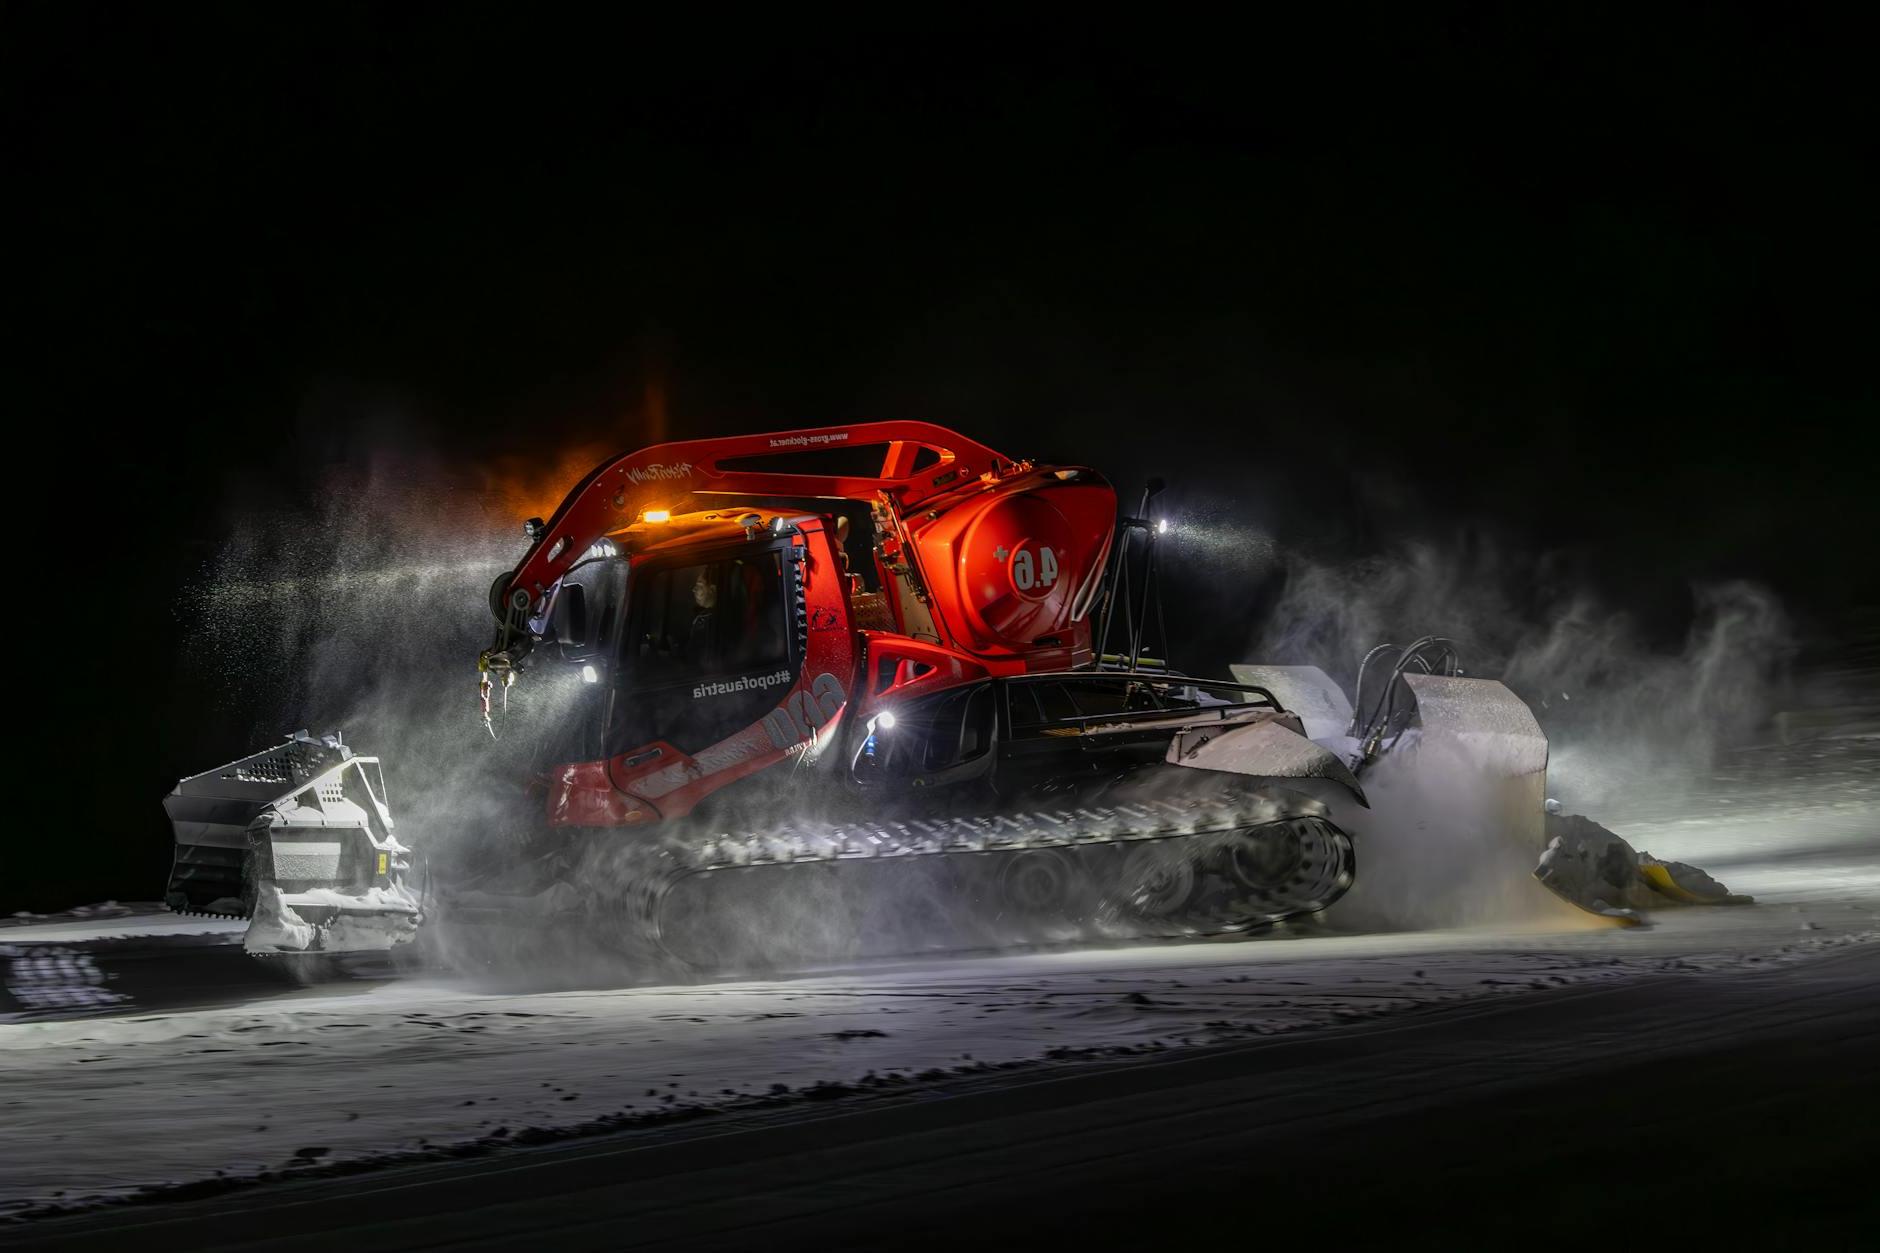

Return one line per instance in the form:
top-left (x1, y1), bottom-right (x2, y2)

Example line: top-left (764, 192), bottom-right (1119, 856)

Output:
top-left (376, 852), bottom-right (389, 876)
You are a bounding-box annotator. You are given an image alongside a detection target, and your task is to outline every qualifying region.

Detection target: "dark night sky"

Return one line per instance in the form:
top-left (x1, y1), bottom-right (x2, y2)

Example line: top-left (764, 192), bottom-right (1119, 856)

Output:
top-left (17, 8), bottom-right (1875, 910)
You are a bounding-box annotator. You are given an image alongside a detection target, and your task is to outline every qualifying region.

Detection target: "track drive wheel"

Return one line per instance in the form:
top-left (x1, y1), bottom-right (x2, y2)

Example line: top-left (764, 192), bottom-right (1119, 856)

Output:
top-left (1117, 843), bottom-right (1197, 918)
top-left (997, 849), bottom-right (1090, 923)
top-left (1221, 824), bottom-right (1305, 891)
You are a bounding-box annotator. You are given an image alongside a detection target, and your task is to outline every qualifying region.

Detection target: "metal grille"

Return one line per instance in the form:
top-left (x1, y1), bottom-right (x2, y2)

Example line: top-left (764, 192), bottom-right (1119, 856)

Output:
top-left (227, 742), bottom-right (331, 786)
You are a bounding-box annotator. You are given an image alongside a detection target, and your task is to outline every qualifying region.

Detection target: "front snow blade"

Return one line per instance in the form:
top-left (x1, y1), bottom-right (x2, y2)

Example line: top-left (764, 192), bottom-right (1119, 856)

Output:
top-left (164, 733), bottom-right (420, 956)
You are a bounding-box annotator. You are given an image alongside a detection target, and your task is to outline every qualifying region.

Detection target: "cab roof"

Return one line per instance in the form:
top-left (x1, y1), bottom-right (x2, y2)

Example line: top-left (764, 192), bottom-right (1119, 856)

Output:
top-left (606, 506), bottom-right (814, 558)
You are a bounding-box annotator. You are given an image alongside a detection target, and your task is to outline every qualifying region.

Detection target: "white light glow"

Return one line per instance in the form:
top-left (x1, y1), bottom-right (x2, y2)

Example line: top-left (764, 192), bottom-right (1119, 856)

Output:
top-left (642, 509), bottom-right (671, 523)
top-left (581, 665), bottom-right (599, 684)
top-left (1157, 518), bottom-right (1169, 534)
top-left (876, 710), bottom-right (897, 730)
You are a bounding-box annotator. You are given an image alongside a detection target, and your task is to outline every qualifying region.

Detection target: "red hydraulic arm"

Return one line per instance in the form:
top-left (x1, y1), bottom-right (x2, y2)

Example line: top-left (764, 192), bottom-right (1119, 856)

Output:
top-left (490, 420), bottom-right (1012, 627)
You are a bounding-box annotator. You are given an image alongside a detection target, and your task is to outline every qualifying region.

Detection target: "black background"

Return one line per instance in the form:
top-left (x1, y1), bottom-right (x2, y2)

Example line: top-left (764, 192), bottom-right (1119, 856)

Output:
top-left (16, 8), bottom-right (1874, 911)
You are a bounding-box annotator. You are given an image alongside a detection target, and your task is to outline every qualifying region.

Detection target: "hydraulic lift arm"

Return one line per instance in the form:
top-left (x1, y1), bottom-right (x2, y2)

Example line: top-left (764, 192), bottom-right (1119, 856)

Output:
top-left (479, 421), bottom-right (1013, 694)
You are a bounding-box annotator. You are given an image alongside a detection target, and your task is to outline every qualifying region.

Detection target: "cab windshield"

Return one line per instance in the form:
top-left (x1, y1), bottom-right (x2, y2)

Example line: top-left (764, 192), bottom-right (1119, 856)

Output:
top-left (624, 549), bottom-right (791, 689)
top-left (609, 544), bottom-right (798, 757)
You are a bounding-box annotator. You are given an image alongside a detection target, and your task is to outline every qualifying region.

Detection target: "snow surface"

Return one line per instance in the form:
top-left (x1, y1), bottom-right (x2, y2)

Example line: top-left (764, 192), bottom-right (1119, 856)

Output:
top-left (2, 732), bottom-right (1872, 1220)
top-left (2, 898), bottom-right (1872, 1217)
top-left (0, 905), bottom-right (243, 946)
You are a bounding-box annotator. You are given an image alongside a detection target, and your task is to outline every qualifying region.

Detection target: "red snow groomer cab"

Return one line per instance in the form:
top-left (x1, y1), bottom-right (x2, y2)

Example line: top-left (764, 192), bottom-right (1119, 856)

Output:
top-left (485, 422), bottom-right (1117, 824)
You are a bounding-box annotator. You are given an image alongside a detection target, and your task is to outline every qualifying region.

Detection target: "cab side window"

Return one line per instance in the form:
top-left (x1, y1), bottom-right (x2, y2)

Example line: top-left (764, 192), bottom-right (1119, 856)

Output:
top-left (865, 682), bottom-right (994, 779)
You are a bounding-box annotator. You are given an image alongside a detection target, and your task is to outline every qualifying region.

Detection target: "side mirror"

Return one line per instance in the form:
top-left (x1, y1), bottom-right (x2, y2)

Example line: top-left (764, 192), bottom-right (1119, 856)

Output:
top-left (550, 583), bottom-right (593, 660)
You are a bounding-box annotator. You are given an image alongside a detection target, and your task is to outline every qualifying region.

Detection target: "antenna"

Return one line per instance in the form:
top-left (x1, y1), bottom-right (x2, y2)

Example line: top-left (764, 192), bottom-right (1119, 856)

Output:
top-left (1093, 478), bottom-right (1170, 672)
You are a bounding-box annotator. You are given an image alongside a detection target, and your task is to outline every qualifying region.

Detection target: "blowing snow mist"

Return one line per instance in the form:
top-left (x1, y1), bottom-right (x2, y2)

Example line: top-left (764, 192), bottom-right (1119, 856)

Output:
top-left (1239, 536), bottom-right (1794, 929)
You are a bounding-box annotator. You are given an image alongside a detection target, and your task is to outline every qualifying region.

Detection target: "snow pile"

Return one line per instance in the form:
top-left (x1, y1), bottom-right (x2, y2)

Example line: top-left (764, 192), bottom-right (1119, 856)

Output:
top-left (243, 888), bottom-right (317, 953)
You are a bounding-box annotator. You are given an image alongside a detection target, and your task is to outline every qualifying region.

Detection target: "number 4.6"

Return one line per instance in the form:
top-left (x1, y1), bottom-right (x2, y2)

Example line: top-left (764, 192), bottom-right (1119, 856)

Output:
top-left (1013, 544), bottom-right (1058, 592)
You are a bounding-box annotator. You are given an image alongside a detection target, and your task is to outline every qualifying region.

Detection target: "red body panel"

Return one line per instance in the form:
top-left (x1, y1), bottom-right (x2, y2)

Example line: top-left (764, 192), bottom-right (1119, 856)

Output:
top-left (905, 469), bottom-right (1113, 669)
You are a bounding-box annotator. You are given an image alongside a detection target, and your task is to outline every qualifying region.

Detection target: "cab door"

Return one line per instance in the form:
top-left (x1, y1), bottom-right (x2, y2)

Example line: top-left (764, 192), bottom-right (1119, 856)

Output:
top-left (606, 540), bottom-right (802, 758)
